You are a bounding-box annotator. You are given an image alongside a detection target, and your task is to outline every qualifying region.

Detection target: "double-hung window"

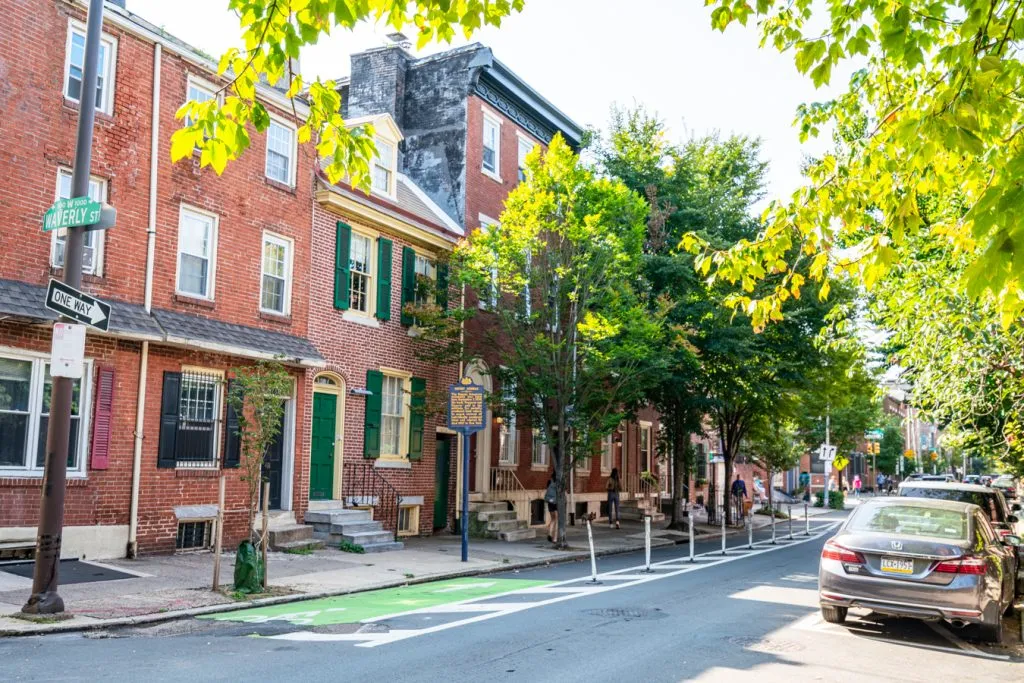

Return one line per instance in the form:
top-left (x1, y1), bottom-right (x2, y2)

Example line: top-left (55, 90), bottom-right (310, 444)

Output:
top-left (52, 169), bottom-right (106, 275)
top-left (176, 206), bottom-right (217, 299)
top-left (380, 374), bottom-right (406, 457)
top-left (260, 233), bottom-right (292, 314)
top-left (601, 433), bottom-right (614, 473)
top-left (65, 23), bottom-right (116, 114)
top-left (184, 77), bottom-right (216, 142)
top-left (482, 113), bottom-right (501, 177)
top-left (531, 428), bottom-right (548, 468)
top-left (372, 138), bottom-right (395, 196)
top-left (162, 370), bottom-right (222, 467)
top-left (517, 136), bottom-right (534, 182)
top-left (265, 119), bottom-right (296, 186)
top-left (349, 232), bottom-right (373, 313)
top-left (498, 377), bottom-right (517, 466)
top-left (640, 423), bottom-right (653, 472)
top-left (0, 354), bottom-right (91, 476)
top-left (413, 254), bottom-right (436, 309)
top-left (695, 443), bottom-right (707, 480)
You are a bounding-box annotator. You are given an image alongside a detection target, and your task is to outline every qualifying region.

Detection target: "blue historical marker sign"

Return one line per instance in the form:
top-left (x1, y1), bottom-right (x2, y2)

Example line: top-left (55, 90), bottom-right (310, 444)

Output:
top-left (447, 376), bottom-right (487, 435)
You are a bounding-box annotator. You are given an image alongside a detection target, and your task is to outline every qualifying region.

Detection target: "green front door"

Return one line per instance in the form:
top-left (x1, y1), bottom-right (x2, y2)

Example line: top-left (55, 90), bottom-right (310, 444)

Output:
top-left (310, 392), bottom-right (337, 500)
top-left (434, 437), bottom-right (450, 529)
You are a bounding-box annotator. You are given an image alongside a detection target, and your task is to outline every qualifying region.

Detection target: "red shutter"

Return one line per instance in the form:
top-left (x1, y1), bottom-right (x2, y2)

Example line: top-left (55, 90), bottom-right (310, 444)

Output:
top-left (90, 367), bottom-right (115, 470)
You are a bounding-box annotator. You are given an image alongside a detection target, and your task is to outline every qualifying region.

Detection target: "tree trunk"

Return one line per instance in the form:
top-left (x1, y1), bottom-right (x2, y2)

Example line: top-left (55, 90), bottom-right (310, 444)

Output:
top-left (669, 416), bottom-right (688, 531)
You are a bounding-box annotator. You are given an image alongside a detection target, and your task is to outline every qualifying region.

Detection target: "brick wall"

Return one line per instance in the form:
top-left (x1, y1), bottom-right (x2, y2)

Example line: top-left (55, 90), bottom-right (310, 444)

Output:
top-left (309, 202), bottom-right (460, 535)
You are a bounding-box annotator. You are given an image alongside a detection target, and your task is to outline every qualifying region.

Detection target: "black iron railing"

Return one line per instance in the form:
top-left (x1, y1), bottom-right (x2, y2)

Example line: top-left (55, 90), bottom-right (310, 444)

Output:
top-left (342, 461), bottom-right (403, 541)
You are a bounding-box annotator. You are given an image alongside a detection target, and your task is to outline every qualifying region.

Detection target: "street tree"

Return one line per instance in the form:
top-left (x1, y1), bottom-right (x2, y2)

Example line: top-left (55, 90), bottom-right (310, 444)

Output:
top-left (743, 417), bottom-right (802, 513)
top-left (452, 135), bottom-right (665, 547)
top-left (171, 0), bottom-right (522, 187)
top-left (225, 361), bottom-right (293, 544)
top-left (688, 0), bottom-right (1024, 332)
top-left (877, 422), bottom-right (905, 476)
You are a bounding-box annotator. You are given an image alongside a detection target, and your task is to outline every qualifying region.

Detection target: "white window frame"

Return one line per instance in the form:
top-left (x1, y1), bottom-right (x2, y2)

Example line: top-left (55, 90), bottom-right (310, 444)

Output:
top-left (517, 134), bottom-right (534, 183)
top-left (265, 116), bottom-right (297, 187)
top-left (498, 376), bottom-right (517, 466)
top-left (601, 433), bottom-right (614, 474)
top-left (184, 74), bottom-right (218, 143)
top-left (347, 229), bottom-right (377, 317)
top-left (531, 428), bottom-right (548, 469)
top-left (260, 232), bottom-right (294, 315)
top-left (371, 136), bottom-right (397, 198)
top-left (0, 349), bottom-right (92, 478)
top-left (481, 108), bottom-right (502, 180)
top-left (51, 168), bottom-right (107, 277)
top-left (175, 204), bottom-right (219, 300)
top-left (695, 442), bottom-right (707, 481)
top-left (640, 421), bottom-right (653, 472)
top-left (174, 366), bottom-right (224, 469)
top-left (379, 369), bottom-right (411, 460)
top-left (63, 20), bottom-right (117, 115)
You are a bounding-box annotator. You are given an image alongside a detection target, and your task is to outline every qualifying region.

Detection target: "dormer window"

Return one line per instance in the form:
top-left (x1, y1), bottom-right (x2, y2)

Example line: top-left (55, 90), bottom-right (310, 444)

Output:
top-left (372, 137), bottom-right (396, 196)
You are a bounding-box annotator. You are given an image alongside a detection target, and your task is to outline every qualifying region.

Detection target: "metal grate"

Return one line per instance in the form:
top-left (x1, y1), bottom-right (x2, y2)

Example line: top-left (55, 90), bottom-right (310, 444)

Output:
top-left (176, 521), bottom-right (211, 550)
top-left (176, 371), bottom-right (221, 466)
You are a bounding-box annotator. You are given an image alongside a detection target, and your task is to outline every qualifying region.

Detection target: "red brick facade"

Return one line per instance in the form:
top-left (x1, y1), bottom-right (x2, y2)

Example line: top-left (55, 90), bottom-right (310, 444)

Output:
top-left (0, 0), bottom-right (316, 557)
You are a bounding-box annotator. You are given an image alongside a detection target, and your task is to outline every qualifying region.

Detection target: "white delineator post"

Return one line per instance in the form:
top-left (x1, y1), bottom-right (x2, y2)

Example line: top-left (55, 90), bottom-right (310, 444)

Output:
top-left (771, 505), bottom-right (777, 545)
top-left (720, 505), bottom-right (727, 555)
top-left (804, 502), bottom-right (810, 536)
top-left (688, 510), bottom-right (695, 562)
top-left (586, 518), bottom-right (599, 583)
top-left (747, 509), bottom-right (753, 549)
top-left (643, 515), bottom-right (652, 572)
top-left (788, 503), bottom-right (794, 540)
top-left (212, 475), bottom-right (225, 591)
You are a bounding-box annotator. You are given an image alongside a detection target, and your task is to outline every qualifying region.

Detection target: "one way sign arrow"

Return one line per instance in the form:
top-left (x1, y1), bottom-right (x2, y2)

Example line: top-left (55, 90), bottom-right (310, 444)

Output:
top-left (45, 279), bottom-right (111, 332)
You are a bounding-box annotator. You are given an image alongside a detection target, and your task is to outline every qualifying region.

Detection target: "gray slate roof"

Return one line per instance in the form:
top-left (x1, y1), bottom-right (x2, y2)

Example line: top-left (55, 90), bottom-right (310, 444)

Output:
top-left (0, 278), bottom-right (323, 365)
top-left (0, 278), bottom-right (162, 338)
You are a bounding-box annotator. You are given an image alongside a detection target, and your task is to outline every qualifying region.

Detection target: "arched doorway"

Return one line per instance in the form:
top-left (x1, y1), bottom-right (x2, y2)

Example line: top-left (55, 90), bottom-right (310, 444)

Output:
top-left (311, 372), bottom-right (345, 500)
top-left (466, 360), bottom-right (492, 493)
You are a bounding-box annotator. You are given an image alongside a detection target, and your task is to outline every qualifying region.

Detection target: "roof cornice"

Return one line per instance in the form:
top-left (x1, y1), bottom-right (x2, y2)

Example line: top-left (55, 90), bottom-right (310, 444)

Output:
top-left (316, 186), bottom-right (457, 252)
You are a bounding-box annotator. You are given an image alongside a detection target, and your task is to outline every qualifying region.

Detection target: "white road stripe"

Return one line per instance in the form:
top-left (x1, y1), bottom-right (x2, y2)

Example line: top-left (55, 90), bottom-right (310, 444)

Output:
top-left (268, 521), bottom-right (840, 646)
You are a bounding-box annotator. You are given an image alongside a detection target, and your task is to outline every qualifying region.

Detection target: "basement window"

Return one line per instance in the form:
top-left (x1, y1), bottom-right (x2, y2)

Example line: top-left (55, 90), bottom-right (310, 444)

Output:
top-left (176, 520), bottom-right (212, 550)
top-left (397, 505), bottom-right (419, 537)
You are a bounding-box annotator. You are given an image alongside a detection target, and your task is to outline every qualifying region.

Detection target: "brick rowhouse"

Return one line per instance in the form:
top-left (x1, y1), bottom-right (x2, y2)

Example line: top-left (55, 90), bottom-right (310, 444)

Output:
top-left (0, 0), bottom-right (321, 558)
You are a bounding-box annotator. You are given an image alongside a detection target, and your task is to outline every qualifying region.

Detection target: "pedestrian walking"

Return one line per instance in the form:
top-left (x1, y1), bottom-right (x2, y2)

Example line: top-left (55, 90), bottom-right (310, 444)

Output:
top-left (876, 472), bottom-right (885, 494)
top-left (731, 474), bottom-right (747, 523)
top-left (853, 474), bottom-right (862, 498)
top-left (544, 476), bottom-right (558, 543)
top-left (606, 468), bottom-right (622, 529)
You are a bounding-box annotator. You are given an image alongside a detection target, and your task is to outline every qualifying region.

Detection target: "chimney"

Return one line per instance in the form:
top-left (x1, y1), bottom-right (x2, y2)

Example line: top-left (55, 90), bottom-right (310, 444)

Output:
top-left (347, 45), bottom-right (409, 127)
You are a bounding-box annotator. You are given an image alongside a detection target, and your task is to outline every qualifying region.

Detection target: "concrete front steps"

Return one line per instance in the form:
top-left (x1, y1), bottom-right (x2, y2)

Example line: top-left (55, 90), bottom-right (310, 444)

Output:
top-left (267, 524), bottom-right (325, 552)
top-left (304, 509), bottom-right (404, 553)
top-left (469, 502), bottom-right (537, 542)
top-left (620, 497), bottom-right (666, 522)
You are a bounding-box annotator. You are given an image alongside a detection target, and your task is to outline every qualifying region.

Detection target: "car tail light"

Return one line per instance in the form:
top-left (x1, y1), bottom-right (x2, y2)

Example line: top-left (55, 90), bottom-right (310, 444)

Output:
top-left (997, 528), bottom-right (1012, 539)
top-left (822, 540), bottom-right (864, 564)
top-left (933, 557), bottom-right (988, 575)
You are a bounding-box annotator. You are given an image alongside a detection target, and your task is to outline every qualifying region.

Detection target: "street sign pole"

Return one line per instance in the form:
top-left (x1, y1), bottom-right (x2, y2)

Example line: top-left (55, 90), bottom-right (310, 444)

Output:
top-left (23, 0), bottom-right (105, 616)
top-left (448, 377), bottom-right (486, 564)
top-left (824, 409), bottom-right (831, 509)
top-left (461, 428), bottom-right (470, 562)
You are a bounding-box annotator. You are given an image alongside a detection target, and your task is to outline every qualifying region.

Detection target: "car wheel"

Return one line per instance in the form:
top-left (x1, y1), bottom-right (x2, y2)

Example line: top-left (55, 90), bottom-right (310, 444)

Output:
top-left (1003, 600), bottom-right (1016, 617)
top-left (821, 605), bottom-right (847, 624)
top-left (969, 622), bottom-right (1003, 644)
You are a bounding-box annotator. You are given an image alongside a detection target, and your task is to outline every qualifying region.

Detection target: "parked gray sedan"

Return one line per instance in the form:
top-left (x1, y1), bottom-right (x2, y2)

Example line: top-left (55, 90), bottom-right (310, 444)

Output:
top-left (818, 497), bottom-right (1020, 643)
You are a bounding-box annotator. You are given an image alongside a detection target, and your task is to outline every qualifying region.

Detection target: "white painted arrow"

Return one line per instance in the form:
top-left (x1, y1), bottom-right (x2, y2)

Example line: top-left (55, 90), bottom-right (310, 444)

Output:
top-left (432, 581), bottom-right (496, 593)
top-left (89, 302), bottom-right (107, 325)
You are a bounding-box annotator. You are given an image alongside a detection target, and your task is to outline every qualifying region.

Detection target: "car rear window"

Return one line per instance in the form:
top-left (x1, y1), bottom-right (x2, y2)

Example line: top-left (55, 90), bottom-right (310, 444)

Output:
top-left (848, 505), bottom-right (968, 541)
top-left (898, 487), bottom-right (1006, 523)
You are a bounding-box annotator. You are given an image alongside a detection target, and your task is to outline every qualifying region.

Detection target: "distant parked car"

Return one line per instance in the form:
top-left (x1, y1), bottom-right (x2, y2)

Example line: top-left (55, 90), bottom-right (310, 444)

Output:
top-left (920, 474), bottom-right (956, 482)
top-left (964, 475), bottom-right (981, 485)
top-left (992, 475), bottom-right (1018, 501)
top-left (898, 480), bottom-right (1020, 553)
top-left (904, 473), bottom-right (925, 482)
top-left (818, 497), bottom-right (1020, 643)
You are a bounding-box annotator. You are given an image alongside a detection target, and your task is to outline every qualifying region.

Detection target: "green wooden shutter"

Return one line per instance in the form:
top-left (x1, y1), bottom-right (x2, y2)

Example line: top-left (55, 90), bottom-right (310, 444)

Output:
top-left (376, 238), bottom-right (393, 320)
top-left (408, 377), bottom-right (426, 460)
top-left (364, 369), bottom-right (383, 459)
top-left (400, 246), bottom-right (416, 326)
top-left (435, 263), bottom-right (449, 310)
top-left (334, 222), bottom-right (351, 310)
top-left (157, 372), bottom-right (181, 468)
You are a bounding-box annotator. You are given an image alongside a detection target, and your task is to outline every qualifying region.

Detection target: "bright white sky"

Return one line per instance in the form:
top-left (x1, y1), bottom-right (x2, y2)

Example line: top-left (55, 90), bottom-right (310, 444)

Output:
top-left (130, 0), bottom-right (843, 204)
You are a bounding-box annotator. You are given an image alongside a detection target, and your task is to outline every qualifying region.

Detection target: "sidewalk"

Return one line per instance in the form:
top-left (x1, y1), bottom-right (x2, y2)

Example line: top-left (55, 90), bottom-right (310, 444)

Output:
top-left (0, 508), bottom-right (820, 637)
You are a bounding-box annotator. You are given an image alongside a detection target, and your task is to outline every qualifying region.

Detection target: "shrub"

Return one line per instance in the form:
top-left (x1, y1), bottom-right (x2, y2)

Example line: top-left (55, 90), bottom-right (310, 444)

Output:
top-left (339, 541), bottom-right (365, 554)
top-left (814, 490), bottom-right (845, 510)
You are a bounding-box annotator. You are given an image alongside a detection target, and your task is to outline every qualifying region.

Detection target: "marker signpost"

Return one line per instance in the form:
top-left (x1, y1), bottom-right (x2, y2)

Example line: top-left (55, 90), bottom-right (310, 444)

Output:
top-left (448, 377), bottom-right (487, 562)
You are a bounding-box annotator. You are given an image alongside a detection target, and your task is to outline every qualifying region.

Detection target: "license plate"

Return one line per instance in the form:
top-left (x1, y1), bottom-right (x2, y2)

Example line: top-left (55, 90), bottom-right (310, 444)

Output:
top-left (880, 557), bottom-right (914, 574)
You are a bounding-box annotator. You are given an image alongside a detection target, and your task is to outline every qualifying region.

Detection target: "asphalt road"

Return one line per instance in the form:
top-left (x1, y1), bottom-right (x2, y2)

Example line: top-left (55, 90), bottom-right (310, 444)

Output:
top-left (2, 511), bottom-right (1021, 682)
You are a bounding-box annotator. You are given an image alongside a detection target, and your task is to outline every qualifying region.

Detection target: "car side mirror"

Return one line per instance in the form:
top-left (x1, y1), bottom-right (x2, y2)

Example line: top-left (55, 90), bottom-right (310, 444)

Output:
top-left (1009, 515), bottom-right (1020, 524)
top-left (1003, 534), bottom-right (1021, 547)
top-left (1012, 503), bottom-right (1022, 512)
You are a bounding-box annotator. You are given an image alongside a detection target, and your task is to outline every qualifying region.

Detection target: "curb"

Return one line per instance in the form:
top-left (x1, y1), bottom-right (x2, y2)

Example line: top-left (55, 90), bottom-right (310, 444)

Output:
top-left (0, 518), bottom-right (793, 638)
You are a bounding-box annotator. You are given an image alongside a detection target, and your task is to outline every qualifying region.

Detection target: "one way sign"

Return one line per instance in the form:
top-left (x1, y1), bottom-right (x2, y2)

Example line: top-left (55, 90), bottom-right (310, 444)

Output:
top-left (45, 279), bottom-right (111, 331)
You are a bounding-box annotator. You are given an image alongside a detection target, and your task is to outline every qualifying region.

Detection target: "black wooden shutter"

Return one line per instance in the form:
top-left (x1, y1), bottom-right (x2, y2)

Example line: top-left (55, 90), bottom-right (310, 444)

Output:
top-left (157, 372), bottom-right (181, 468)
top-left (223, 379), bottom-right (241, 468)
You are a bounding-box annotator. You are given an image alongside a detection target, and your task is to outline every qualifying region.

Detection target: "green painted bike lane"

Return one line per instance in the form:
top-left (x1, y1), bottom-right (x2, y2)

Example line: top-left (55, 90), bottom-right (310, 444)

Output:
top-left (199, 577), bottom-right (552, 627)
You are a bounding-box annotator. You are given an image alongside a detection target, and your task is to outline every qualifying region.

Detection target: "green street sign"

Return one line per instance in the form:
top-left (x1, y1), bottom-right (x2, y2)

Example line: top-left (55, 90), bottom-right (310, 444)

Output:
top-left (43, 196), bottom-right (102, 232)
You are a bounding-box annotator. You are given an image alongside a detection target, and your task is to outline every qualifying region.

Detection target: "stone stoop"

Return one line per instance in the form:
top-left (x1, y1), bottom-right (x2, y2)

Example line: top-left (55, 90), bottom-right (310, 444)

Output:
top-left (619, 498), bottom-right (666, 523)
top-left (267, 524), bottom-right (325, 552)
top-left (305, 509), bottom-right (404, 553)
top-left (468, 502), bottom-right (537, 542)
